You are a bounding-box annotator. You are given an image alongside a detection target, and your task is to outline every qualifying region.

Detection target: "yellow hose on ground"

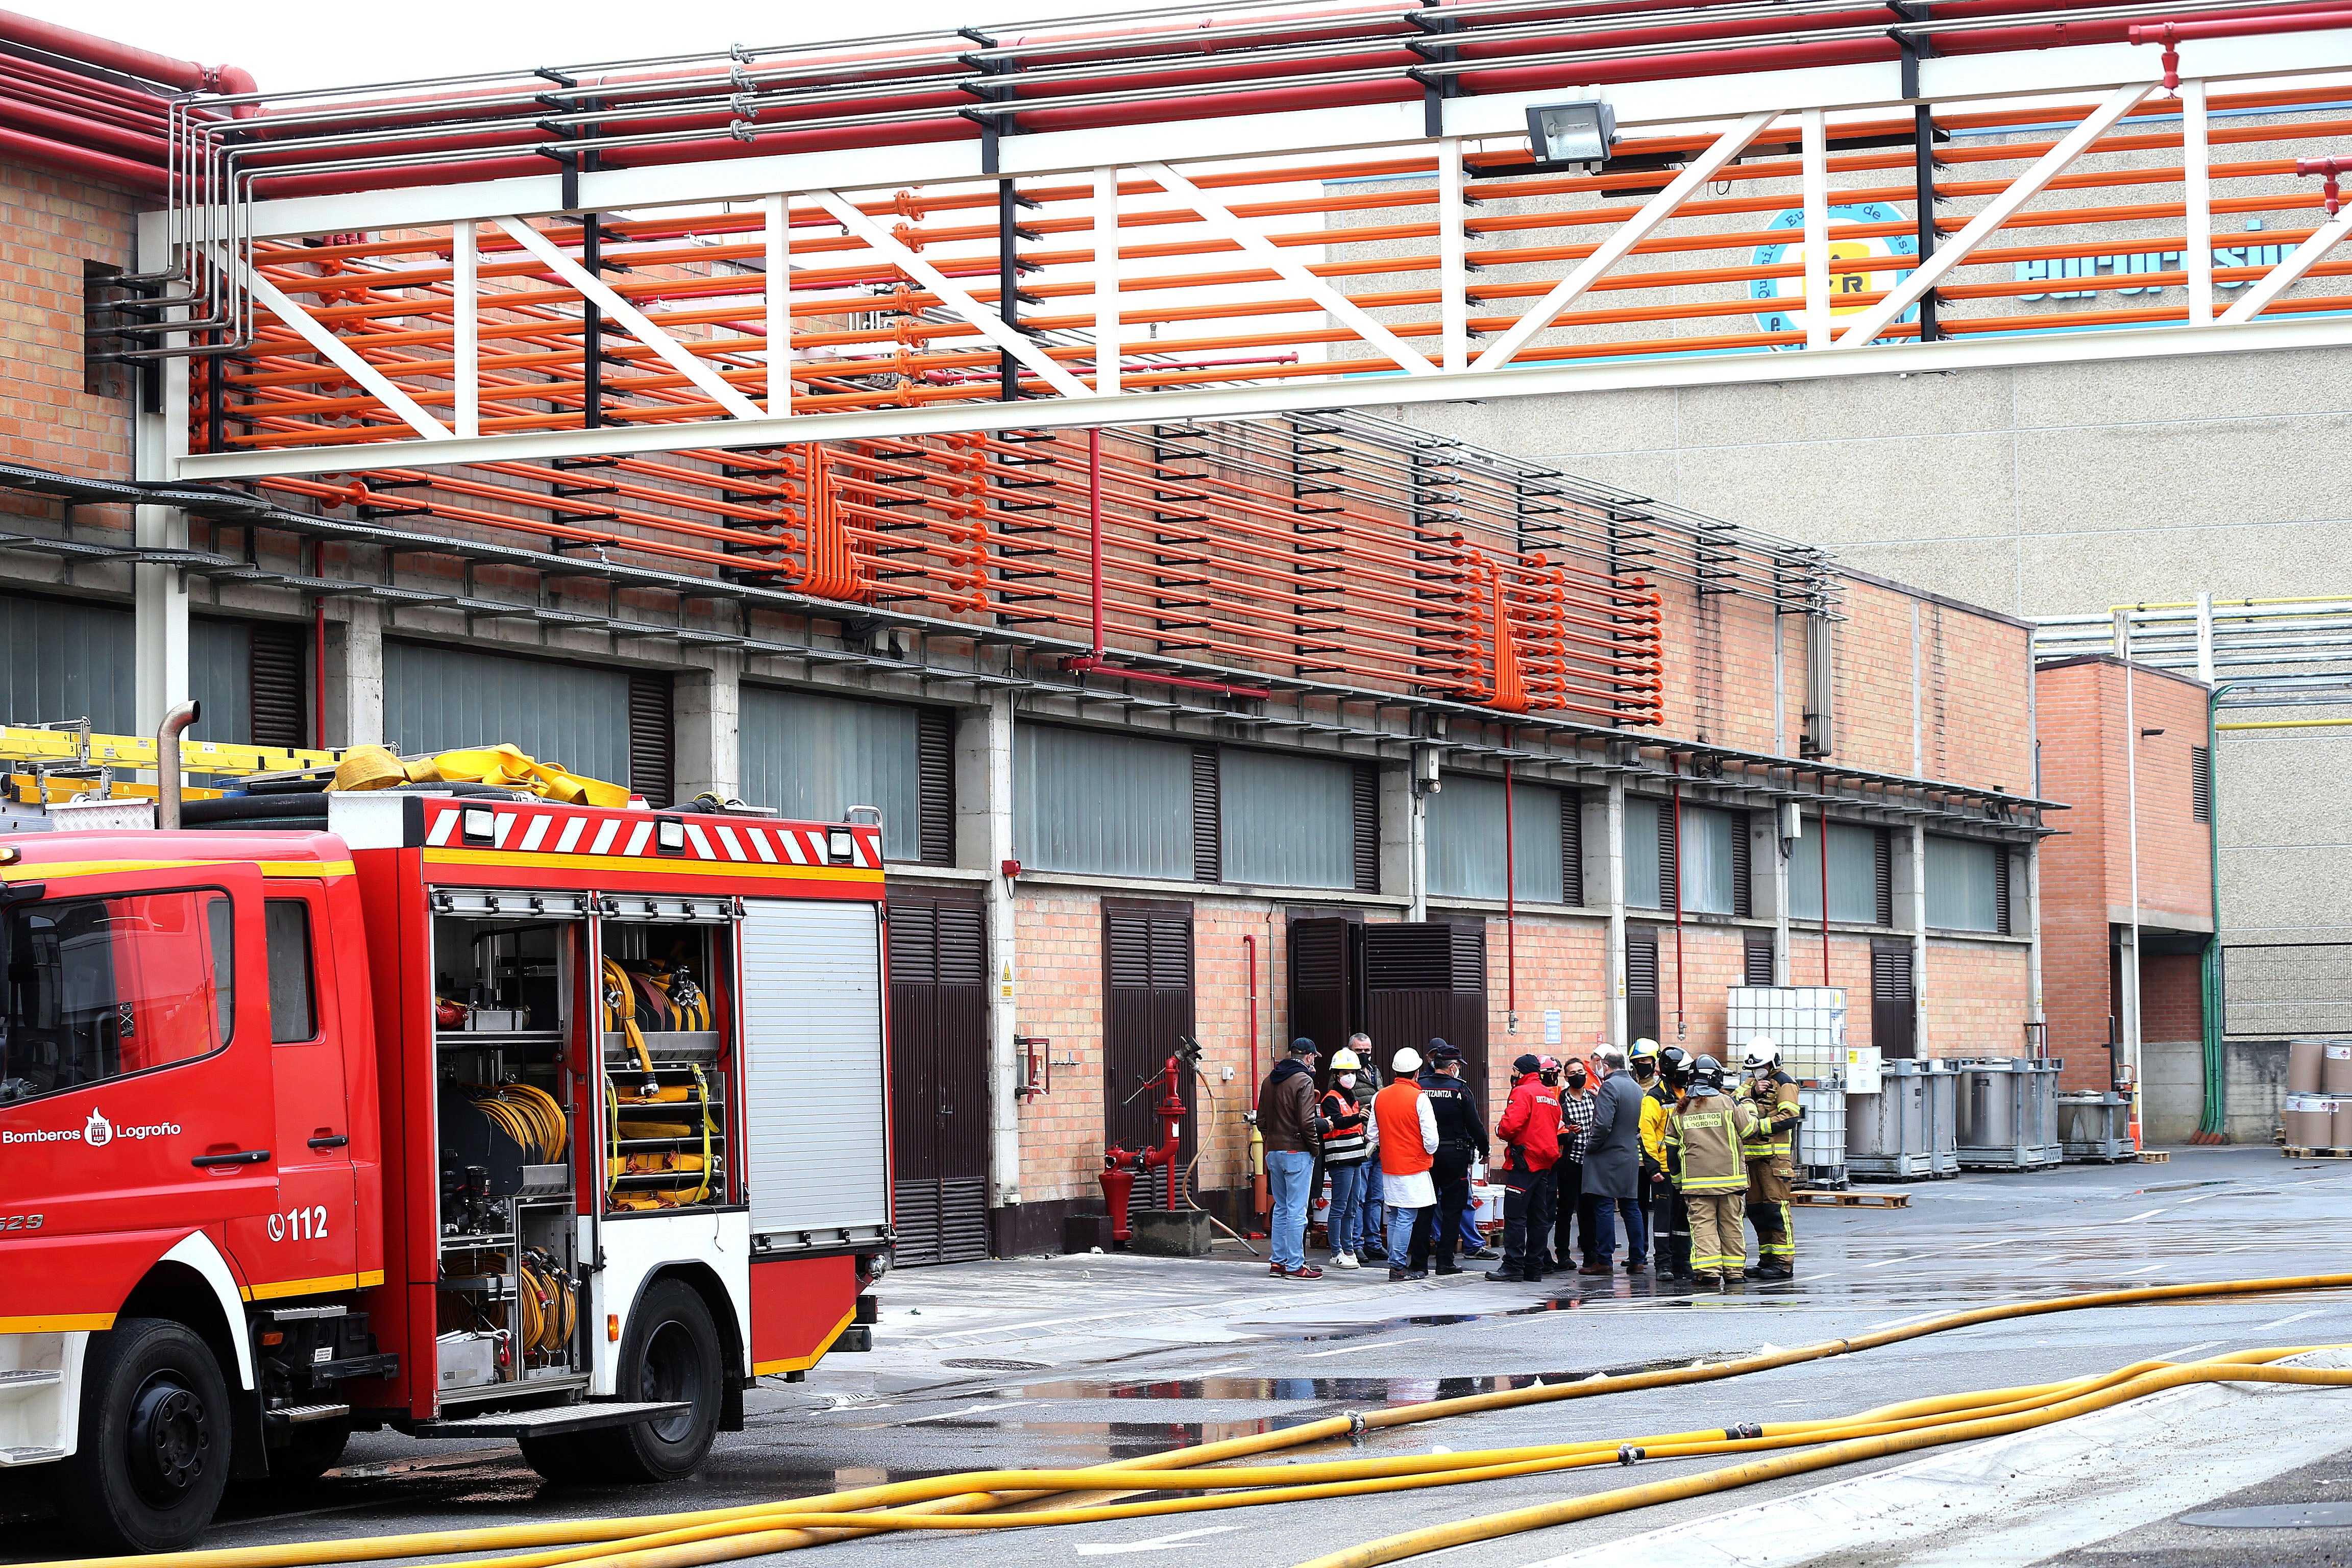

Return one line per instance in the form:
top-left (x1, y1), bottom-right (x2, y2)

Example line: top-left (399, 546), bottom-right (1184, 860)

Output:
top-left (51, 1274), bottom-right (2352, 1568)
top-left (223, 1348), bottom-right (2321, 1568)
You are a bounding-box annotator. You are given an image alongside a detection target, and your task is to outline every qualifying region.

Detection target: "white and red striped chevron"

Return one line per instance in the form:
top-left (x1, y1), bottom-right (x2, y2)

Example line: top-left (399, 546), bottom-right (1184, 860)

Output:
top-left (415, 799), bottom-right (882, 871)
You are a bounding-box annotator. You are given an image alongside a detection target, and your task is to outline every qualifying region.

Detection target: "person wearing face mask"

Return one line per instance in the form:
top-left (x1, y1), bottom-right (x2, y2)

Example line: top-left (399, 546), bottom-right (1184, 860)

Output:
top-left (1344, 1034), bottom-right (1386, 1262)
top-left (1486, 1054), bottom-right (1562, 1283)
top-left (1316, 1047), bottom-right (1375, 1270)
top-left (1550, 1057), bottom-right (1594, 1272)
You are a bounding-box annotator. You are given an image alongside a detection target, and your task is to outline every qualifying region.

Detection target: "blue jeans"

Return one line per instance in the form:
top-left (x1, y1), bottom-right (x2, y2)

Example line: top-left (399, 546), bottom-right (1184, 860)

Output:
top-left (1385, 1203), bottom-right (1426, 1264)
top-left (1326, 1161), bottom-right (1369, 1257)
top-left (1267, 1149), bottom-right (1314, 1270)
top-left (1358, 1185), bottom-right (1386, 1254)
top-left (1583, 1193), bottom-right (1648, 1265)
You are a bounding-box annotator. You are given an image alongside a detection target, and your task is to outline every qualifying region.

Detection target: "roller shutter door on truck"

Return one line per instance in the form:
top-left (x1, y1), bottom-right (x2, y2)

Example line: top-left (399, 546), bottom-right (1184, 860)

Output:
top-left (740, 898), bottom-right (890, 1241)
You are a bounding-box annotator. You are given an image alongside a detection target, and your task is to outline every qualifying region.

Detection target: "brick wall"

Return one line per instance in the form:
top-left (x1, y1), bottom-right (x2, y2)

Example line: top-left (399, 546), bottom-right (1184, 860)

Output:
top-left (1924, 940), bottom-right (2033, 1059)
top-left (2142, 952), bottom-right (2204, 1043)
top-left (2034, 657), bottom-right (2215, 1090)
top-left (0, 159), bottom-right (139, 510)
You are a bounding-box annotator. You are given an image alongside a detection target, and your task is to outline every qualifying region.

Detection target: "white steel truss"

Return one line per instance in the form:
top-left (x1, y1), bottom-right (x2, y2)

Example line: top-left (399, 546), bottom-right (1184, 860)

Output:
top-left (166, 26), bottom-right (2352, 484)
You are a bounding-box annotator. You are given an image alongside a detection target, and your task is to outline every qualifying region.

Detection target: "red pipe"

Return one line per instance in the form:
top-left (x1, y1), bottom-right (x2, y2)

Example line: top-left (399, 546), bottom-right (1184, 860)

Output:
top-left (0, 123), bottom-right (160, 189)
top-left (219, 1), bottom-right (2334, 201)
top-left (1670, 770), bottom-right (1685, 1042)
top-left (0, 94), bottom-right (166, 161)
top-left (0, 8), bottom-right (253, 96)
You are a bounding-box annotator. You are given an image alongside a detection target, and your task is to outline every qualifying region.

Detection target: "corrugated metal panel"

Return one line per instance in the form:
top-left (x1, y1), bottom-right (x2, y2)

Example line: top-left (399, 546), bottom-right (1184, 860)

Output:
top-left (1014, 723), bottom-right (1191, 879)
top-left (627, 672), bottom-right (673, 808)
top-left (1625, 797), bottom-right (1663, 909)
top-left (1222, 747), bottom-right (1355, 889)
top-left (740, 685), bottom-right (921, 862)
top-left (741, 898), bottom-right (889, 1235)
top-left (1926, 835), bottom-right (2001, 930)
top-left (1427, 774), bottom-right (1565, 903)
top-left (0, 592), bottom-right (130, 733)
top-left (1789, 822), bottom-right (1886, 924)
top-left (189, 617), bottom-right (249, 746)
top-left (248, 623), bottom-right (308, 748)
top-left (1679, 806), bottom-right (1738, 915)
top-left (382, 642), bottom-right (630, 783)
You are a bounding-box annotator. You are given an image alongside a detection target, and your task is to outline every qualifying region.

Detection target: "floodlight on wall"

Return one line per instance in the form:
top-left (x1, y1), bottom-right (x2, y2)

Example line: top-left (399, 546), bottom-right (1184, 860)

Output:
top-left (1526, 100), bottom-right (1618, 167)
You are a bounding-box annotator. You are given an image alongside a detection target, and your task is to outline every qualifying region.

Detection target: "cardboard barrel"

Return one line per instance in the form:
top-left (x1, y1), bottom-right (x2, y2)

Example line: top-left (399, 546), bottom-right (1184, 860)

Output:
top-left (2326, 1042), bottom-right (2352, 1094)
top-left (2288, 1038), bottom-right (2326, 1095)
top-left (2283, 1093), bottom-right (2334, 1148)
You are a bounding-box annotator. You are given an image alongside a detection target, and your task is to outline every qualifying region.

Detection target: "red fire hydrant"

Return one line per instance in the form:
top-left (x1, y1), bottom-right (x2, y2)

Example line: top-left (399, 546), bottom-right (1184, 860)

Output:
top-left (1098, 1051), bottom-right (1189, 1245)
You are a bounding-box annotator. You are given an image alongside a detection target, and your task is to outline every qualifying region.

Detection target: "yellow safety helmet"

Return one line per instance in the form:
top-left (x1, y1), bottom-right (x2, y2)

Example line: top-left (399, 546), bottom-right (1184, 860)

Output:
top-left (1329, 1047), bottom-right (1362, 1071)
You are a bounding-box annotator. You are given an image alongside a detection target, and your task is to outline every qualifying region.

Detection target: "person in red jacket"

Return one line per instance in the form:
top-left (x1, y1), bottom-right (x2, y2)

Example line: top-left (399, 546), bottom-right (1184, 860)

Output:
top-left (1487, 1052), bottom-right (1564, 1283)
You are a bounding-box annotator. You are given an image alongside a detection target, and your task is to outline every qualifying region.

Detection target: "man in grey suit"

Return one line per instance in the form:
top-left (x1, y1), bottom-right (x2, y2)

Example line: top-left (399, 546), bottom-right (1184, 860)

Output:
top-left (1577, 1044), bottom-right (1649, 1276)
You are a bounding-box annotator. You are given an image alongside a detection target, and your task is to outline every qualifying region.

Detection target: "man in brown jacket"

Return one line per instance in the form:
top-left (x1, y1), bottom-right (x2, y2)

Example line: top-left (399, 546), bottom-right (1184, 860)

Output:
top-left (1256, 1037), bottom-right (1324, 1280)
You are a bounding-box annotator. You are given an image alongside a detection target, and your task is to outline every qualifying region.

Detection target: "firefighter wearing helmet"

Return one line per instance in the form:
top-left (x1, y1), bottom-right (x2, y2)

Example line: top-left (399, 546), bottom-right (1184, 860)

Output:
top-left (1665, 1054), bottom-right (1759, 1290)
top-left (1637, 1043), bottom-right (1693, 1279)
top-left (1736, 1035), bottom-right (1802, 1278)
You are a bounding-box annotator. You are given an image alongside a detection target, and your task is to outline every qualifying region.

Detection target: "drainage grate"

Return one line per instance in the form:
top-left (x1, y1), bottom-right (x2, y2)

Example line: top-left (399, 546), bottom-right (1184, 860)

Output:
top-left (939, 1358), bottom-right (1050, 1371)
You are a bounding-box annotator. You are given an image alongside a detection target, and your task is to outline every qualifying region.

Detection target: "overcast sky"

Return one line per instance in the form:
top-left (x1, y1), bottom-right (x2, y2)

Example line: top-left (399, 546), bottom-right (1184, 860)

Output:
top-left (10, 0), bottom-right (1155, 93)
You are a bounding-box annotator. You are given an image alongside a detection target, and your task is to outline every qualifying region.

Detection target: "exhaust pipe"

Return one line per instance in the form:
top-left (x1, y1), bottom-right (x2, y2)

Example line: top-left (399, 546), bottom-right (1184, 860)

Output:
top-left (155, 700), bottom-right (200, 830)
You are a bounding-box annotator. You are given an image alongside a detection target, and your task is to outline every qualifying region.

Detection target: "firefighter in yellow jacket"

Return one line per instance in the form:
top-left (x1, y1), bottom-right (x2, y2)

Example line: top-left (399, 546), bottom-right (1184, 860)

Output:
top-left (1665, 1055), bottom-right (1758, 1291)
top-left (1737, 1035), bottom-right (1803, 1279)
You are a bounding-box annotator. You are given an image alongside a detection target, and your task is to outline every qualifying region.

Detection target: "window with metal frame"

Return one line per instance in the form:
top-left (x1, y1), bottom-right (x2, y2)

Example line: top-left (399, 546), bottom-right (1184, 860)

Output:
top-left (1925, 835), bottom-right (2004, 932)
top-left (1677, 806), bottom-right (1743, 916)
top-left (1787, 821), bottom-right (1892, 926)
top-left (1427, 774), bottom-right (1569, 903)
top-left (1221, 747), bottom-right (1361, 890)
top-left (1744, 930), bottom-right (1776, 986)
top-left (740, 685), bottom-right (951, 864)
top-left (384, 641), bottom-right (631, 786)
top-left (0, 889), bottom-right (234, 1105)
top-left (1014, 724), bottom-right (1194, 880)
top-left (1625, 797), bottom-right (1679, 911)
top-left (264, 899), bottom-right (318, 1044)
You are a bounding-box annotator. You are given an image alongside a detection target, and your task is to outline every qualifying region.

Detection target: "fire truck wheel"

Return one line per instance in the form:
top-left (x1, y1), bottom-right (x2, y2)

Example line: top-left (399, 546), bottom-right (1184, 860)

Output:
top-left (523, 1280), bottom-right (722, 1484)
top-left (64, 1318), bottom-right (234, 1553)
top-left (271, 1417), bottom-right (352, 1485)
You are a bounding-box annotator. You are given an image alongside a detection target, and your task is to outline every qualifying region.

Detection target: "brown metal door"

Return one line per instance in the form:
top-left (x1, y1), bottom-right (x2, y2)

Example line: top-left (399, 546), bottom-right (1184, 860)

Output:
top-left (1872, 938), bottom-right (1916, 1060)
top-left (887, 889), bottom-right (991, 1264)
top-left (1104, 899), bottom-right (1195, 1210)
top-left (1627, 927), bottom-right (1661, 1045)
top-left (1287, 915), bottom-right (1360, 1055)
top-left (1363, 920), bottom-right (1488, 1111)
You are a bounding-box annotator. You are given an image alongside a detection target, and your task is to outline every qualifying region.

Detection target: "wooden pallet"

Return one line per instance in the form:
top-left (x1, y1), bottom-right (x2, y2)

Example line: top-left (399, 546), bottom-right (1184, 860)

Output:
top-left (2137, 1150), bottom-right (2170, 1163)
top-left (1791, 1189), bottom-right (1912, 1208)
top-left (2284, 1145), bottom-right (2352, 1160)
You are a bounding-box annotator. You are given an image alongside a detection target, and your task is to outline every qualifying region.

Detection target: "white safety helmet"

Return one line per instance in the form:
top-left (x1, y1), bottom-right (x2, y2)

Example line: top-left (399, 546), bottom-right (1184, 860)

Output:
top-left (1742, 1035), bottom-right (1781, 1073)
top-left (1329, 1047), bottom-right (1362, 1071)
top-left (1391, 1046), bottom-right (1423, 1075)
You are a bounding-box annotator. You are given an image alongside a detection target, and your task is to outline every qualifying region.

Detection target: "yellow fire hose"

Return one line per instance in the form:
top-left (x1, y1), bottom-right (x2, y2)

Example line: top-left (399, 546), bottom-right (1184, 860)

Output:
top-left (45, 1273), bottom-right (2352, 1568)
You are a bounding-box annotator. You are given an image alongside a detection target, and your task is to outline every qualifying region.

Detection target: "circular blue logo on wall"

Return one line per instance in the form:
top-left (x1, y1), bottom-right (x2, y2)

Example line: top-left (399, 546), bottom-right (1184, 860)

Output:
top-left (1751, 202), bottom-right (1919, 347)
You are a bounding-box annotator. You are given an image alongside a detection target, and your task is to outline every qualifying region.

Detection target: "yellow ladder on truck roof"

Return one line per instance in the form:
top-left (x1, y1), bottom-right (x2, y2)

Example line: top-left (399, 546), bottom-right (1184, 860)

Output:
top-left (0, 725), bottom-right (347, 804)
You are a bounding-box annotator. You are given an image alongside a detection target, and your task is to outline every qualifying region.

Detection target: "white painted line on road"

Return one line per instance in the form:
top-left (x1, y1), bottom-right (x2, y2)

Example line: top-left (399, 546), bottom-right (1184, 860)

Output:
top-left (1303, 1337), bottom-right (1429, 1359)
top-left (1074, 1525), bottom-right (1241, 1555)
top-left (2117, 1208), bottom-right (2168, 1223)
top-left (1860, 1254), bottom-right (1931, 1269)
top-left (1794, 1273), bottom-right (1834, 1282)
top-left (1953, 1239), bottom-right (2011, 1251)
top-left (2157, 1340), bottom-right (2226, 1360)
top-left (2220, 1243), bottom-right (2259, 1252)
top-left (894, 1401), bottom-right (1038, 1425)
top-left (2115, 1262), bottom-right (2168, 1275)
top-left (1855, 1309), bottom-right (1951, 1332)
top-left (2253, 1308), bottom-right (2326, 1332)
top-left (2173, 1191), bottom-right (2222, 1204)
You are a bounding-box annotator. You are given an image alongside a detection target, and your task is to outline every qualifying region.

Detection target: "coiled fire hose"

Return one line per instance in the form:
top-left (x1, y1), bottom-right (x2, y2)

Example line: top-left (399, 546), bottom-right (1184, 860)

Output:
top-left (46, 1272), bottom-right (2352, 1568)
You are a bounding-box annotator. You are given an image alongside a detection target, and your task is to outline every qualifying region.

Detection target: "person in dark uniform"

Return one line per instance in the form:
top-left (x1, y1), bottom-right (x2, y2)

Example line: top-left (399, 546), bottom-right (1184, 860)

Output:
top-left (1414, 1039), bottom-right (1487, 1277)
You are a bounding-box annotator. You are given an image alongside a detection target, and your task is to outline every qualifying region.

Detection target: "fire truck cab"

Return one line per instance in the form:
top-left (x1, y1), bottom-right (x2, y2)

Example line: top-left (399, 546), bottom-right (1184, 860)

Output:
top-left (0, 785), bottom-right (892, 1551)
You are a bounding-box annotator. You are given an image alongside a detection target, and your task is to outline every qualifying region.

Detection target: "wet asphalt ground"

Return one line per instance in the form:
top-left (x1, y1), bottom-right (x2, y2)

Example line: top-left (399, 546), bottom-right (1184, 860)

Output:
top-left (10, 1144), bottom-right (2351, 1567)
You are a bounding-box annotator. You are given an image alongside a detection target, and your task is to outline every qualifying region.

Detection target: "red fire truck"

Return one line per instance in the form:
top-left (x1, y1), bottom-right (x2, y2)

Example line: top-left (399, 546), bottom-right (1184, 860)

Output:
top-left (0, 758), bottom-right (893, 1551)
